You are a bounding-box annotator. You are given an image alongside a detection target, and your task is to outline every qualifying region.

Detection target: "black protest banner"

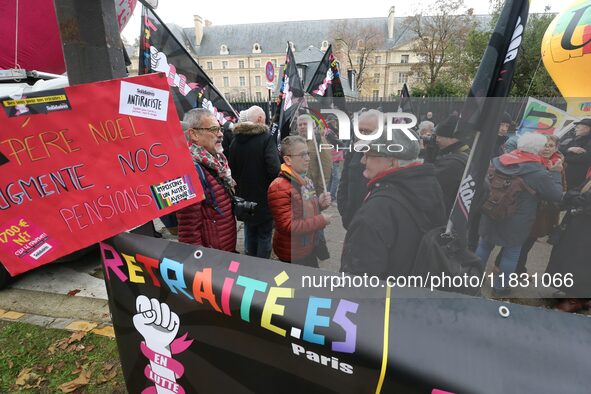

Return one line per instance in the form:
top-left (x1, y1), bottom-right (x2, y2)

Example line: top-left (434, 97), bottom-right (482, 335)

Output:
top-left (271, 45), bottom-right (306, 145)
top-left (139, 6), bottom-right (238, 124)
top-left (398, 83), bottom-right (414, 114)
top-left (102, 233), bottom-right (591, 393)
top-left (448, 0), bottom-right (530, 239)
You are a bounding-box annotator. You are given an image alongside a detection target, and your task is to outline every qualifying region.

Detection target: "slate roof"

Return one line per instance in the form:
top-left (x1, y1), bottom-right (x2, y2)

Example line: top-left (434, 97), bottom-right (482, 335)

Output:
top-left (186, 15), bottom-right (491, 57)
top-left (276, 46), bottom-right (357, 97)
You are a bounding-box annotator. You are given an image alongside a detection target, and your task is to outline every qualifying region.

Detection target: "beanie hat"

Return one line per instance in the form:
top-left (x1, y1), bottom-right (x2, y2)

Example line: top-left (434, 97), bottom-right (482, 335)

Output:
top-left (435, 114), bottom-right (459, 138)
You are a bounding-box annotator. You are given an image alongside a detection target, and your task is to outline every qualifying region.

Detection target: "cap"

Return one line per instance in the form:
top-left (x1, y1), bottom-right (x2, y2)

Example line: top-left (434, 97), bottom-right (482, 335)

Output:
top-left (354, 128), bottom-right (420, 160)
top-left (574, 118), bottom-right (591, 128)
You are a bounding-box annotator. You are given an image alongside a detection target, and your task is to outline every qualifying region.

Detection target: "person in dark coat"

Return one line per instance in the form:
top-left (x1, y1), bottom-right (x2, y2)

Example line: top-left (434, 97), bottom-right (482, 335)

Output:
top-left (221, 121), bottom-right (234, 161)
top-left (545, 167), bottom-right (591, 312)
top-left (337, 110), bottom-right (382, 229)
top-left (228, 106), bottom-right (280, 258)
top-left (475, 133), bottom-right (564, 294)
top-left (340, 130), bottom-right (446, 279)
top-left (494, 112), bottom-right (516, 157)
top-left (426, 114), bottom-right (471, 216)
top-left (559, 118), bottom-right (591, 190)
top-left (177, 108), bottom-right (237, 252)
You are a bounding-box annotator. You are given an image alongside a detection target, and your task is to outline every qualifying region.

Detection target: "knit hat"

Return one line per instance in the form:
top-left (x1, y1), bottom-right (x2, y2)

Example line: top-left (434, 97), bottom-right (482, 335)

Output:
top-left (435, 114), bottom-right (459, 138)
top-left (501, 112), bottom-right (513, 124)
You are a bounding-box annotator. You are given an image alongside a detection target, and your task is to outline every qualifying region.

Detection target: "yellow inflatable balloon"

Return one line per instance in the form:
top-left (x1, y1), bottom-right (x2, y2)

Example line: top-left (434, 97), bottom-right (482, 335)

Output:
top-left (542, 0), bottom-right (591, 98)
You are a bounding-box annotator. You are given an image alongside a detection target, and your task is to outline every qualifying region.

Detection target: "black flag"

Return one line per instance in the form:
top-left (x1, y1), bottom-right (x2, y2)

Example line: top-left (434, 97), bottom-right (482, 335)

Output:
top-left (447, 0), bottom-right (530, 239)
top-left (139, 6), bottom-right (238, 123)
top-left (397, 83), bottom-right (413, 113)
top-left (306, 45), bottom-right (345, 99)
top-left (271, 44), bottom-right (306, 144)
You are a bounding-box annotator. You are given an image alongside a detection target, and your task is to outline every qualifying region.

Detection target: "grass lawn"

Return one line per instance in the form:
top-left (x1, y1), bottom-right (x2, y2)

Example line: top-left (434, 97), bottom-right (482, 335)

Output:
top-left (0, 321), bottom-right (126, 393)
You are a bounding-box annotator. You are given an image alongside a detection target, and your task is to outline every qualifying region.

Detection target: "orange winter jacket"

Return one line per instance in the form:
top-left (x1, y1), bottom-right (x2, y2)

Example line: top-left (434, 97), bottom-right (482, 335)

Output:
top-left (267, 164), bottom-right (329, 262)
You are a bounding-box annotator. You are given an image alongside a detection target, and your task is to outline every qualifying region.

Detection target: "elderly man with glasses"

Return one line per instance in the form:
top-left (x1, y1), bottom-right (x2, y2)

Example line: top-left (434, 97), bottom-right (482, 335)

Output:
top-left (340, 129), bottom-right (446, 279)
top-left (176, 108), bottom-right (237, 252)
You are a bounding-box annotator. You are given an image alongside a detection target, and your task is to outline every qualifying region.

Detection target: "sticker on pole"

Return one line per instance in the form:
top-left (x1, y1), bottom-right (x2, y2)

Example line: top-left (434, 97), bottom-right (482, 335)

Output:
top-left (119, 81), bottom-right (169, 121)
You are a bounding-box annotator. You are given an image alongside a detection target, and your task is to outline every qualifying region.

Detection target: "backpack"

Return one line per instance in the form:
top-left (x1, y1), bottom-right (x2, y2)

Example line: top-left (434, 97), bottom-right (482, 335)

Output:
top-left (368, 189), bottom-right (483, 296)
top-left (481, 168), bottom-right (535, 220)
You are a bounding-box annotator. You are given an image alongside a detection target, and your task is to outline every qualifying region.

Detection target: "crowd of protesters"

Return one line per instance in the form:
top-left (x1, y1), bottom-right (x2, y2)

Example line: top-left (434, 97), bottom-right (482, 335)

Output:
top-left (170, 105), bottom-right (591, 313)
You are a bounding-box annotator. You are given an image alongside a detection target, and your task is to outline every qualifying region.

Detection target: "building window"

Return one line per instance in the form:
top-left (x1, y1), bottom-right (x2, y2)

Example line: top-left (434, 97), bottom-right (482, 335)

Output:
top-left (253, 43), bottom-right (261, 53)
top-left (222, 61), bottom-right (228, 69)
top-left (398, 72), bottom-right (408, 83)
top-left (372, 90), bottom-right (379, 100)
top-left (220, 44), bottom-right (229, 55)
top-left (373, 73), bottom-right (380, 83)
top-left (239, 60), bottom-right (245, 69)
top-left (223, 77), bottom-right (229, 87)
top-left (401, 54), bottom-right (409, 64)
top-left (207, 61), bottom-right (213, 70)
top-left (357, 56), bottom-right (363, 65)
top-left (240, 91), bottom-right (246, 100)
top-left (255, 76), bottom-right (261, 86)
top-left (254, 60), bottom-right (261, 68)
top-left (256, 91), bottom-right (262, 101)
top-left (239, 76), bottom-right (246, 87)
top-left (272, 59), bottom-right (277, 67)
top-left (375, 56), bottom-right (382, 64)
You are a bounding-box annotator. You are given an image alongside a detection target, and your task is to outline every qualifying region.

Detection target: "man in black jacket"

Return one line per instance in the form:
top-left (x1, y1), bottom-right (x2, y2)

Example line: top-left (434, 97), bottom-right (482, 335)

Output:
top-left (229, 106), bottom-right (281, 258)
top-left (559, 118), bottom-right (591, 190)
top-left (337, 110), bottom-right (380, 229)
top-left (426, 114), bottom-right (471, 216)
top-left (340, 129), bottom-right (446, 279)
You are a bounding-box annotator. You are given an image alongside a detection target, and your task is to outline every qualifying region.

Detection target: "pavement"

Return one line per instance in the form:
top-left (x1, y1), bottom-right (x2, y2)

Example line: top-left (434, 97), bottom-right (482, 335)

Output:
top-left (0, 209), bottom-right (585, 332)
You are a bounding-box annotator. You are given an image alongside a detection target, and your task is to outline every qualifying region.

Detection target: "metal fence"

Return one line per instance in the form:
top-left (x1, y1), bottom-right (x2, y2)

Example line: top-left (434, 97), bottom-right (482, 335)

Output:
top-left (228, 96), bottom-right (568, 125)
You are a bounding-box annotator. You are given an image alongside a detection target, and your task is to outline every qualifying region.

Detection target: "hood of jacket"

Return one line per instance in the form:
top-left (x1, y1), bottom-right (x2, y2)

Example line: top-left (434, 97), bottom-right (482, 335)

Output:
top-left (233, 122), bottom-right (268, 136)
top-left (492, 156), bottom-right (545, 176)
top-left (370, 163), bottom-right (446, 222)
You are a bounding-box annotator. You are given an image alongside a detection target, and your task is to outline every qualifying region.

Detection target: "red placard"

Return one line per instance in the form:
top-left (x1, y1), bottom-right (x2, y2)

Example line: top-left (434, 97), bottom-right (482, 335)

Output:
top-left (0, 73), bottom-right (203, 276)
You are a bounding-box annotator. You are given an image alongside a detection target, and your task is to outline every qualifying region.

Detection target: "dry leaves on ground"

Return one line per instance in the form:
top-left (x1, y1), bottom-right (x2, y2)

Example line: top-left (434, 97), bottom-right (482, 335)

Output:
top-left (15, 367), bottom-right (45, 389)
top-left (58, 368), bottom-right (91, 393)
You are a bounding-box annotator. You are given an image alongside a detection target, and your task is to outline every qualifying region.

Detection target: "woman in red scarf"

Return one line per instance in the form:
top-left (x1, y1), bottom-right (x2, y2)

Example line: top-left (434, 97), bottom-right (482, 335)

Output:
top-left (476, 133), bottom-right (564, 295)
top-left (498, 135), bottom-right (567, 274)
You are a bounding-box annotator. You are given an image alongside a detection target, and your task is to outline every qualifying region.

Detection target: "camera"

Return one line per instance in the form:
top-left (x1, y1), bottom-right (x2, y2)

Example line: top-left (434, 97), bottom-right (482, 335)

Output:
top-left (232, 196), bottom-right (257, 221)
top-left (420, 134), bottom-right (437, 145)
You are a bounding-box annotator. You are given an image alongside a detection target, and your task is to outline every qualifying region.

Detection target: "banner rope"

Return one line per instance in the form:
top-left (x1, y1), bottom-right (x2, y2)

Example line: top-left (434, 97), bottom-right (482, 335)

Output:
top-left (375, 285), bottom-right (392, 394)
top-left (14, 0), bottom-right (20, 70)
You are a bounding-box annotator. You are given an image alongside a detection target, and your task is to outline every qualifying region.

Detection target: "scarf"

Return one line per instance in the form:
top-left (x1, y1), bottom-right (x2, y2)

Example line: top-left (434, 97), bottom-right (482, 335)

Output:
top-left (189, 144), bottom-right (236, 191)
top-left (545, 152), bottom-right (563, 169)
top-left (279, 164), bottom-right (319, 247)
top-left (499, 149), bottom-right (546, 166)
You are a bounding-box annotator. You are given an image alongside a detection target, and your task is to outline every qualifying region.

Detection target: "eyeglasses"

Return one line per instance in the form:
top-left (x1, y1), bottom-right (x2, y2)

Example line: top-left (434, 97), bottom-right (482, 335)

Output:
top-left (286, 152), bottom-right (310, 158)
top-left (194, 126), bottom-right (222, 134)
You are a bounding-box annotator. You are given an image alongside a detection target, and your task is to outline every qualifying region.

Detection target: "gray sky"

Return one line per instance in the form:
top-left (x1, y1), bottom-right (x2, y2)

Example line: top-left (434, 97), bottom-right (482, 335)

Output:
top-left (122, 0), bottom-right (566, 43)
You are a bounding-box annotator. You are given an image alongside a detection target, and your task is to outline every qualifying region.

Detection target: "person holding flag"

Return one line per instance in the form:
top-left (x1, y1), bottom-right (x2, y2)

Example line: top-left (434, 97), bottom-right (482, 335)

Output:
top-left (268, 136), bottom-right (331, 267)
